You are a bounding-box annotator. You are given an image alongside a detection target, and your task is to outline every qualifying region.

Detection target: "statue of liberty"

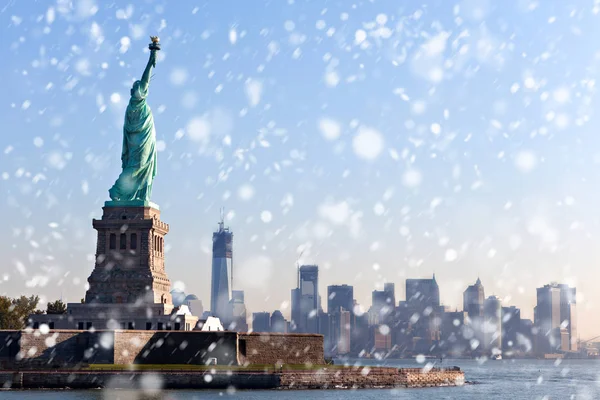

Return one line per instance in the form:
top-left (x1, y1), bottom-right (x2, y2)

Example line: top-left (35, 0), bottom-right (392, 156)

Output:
top-left (108, 37), bottom-right (161, 204)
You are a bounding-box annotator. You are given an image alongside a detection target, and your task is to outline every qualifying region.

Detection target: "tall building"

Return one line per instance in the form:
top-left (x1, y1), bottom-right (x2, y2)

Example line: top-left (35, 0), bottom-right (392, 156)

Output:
top-left (210, 215), bottom-right (233, 323)
top-left (406, 275), bottom-right (440, 310)
top-left (252, 312), bottom-right (271, 332)
top-left (327, 285), bottom-right (354, 314)
top-left (558, 284), bottom-right (577, 351)
top-left (483, 295), bottom-right (502, 353)
top-left (270, 310), bottom-right (287, 333)
top-left (329, 308), bottom-right (351, 355)
top-left (534, 283), bottom-right (577, 354)
top-left (463, 278), bottom-right (485, 319)
top-left (294, 265), bottom-right (320, 333)
top-left (229, 290), bottom-right (248, 332)
top-left (501, 306), bottom-right (521, 352)
top-left (371, 283), bottom-right (395, 322)
top-left (290, 287), bottom-right (301, 332)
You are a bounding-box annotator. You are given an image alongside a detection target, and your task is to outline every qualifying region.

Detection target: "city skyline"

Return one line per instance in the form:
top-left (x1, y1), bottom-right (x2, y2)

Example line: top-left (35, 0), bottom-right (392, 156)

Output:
top-left (2, 0), bottom-right (600, 339)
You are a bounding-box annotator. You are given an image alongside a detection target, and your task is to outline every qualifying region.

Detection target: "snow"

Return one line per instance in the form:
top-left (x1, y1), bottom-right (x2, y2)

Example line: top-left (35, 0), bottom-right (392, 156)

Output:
top-left (515, 151), bottom-right (537, 173)
top-left (318, 118), bottom-right (341, 141)
top-left (186, 117), bottom-right (211, 143)
top-left (352, 126), bottom-right (384, 160)
top-left (244, 79), bottom-right (263, 107)
top-left (169, 68), bottom-right (188, 86)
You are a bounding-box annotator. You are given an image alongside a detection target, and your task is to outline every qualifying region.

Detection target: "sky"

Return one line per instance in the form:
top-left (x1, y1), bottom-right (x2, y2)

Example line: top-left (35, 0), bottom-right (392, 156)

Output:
top-left (2, 0), bottom-right (600, 338)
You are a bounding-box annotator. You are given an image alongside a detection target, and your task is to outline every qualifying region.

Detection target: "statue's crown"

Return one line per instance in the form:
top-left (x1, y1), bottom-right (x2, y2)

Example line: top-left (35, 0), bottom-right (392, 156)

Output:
top-left (150, 36), bottom-right (160, 43)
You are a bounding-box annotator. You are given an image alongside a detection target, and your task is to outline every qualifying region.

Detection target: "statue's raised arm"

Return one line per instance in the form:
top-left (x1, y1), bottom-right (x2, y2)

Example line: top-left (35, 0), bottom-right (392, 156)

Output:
top-left (108, 36), bottom-right (161, 205)
top-left (141, 36), bottom-right (160, 89)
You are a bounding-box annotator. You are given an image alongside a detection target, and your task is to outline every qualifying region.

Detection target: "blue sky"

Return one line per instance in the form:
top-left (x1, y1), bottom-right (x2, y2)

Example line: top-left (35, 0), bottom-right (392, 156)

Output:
top-left (2, 0), bottom-right (600, 337)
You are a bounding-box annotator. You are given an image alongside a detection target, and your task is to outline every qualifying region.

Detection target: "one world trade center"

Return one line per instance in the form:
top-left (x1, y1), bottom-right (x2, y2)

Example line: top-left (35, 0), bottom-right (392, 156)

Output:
top-left (210, 213), bottom-right (233, 323)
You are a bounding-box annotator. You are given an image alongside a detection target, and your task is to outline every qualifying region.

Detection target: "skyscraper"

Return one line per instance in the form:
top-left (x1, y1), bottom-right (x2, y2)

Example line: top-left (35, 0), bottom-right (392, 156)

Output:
top-left (252, 312), bottom-right (271, 332)
top-left (463, 278), bottom-right (485, 319)
top-left (270, 310), bottom-right (287, 333)
top-left (329, 308), bottom-right (351, 355)
top-left (371, 283), bottom-right (395, 323)
top-left (294, 265), bottom-right (320, 333)
top-left (327, 284), bottom-right (354, 314)
top-left (483, 295), bottom-right (502, 353)
top-left (210, 214), bottom-right (233, 323)
top-left (534, 283), bottom-right (577, 354)
top-left (406, 275), bottom-right (440, 310)
top-left (229, 290), bottom-right (247, 332)
top-left (501, 306), bottom-right (521, 351)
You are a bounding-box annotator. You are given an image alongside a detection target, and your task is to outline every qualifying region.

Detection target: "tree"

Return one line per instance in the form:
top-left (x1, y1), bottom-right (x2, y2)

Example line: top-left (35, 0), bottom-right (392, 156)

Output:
top-left (46, 299), bottom-right (67, 314)
top-left (0, 295), bottom-right (41, 329)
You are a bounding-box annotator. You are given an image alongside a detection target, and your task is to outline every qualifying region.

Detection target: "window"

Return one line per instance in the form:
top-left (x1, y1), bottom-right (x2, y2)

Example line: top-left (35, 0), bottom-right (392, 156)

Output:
top-left (174, 322), bottom-right (181, 330)
top-left (120, 233), bottom-right (126, 250)
top-left (130, 233), bottom-right (137, 250)
top-left (116, 296), bottom-right (123, 304)
top-left (49, 322), bottom-right (54, 329)
top-left (109, 233), bottom-right (116, 249)
top-left (128, 322), bottom-right (135, 330)
top-left (146, 322), bottom-right (152, 330)
top-left (78, 322), bottom-right (84, 330)
top-left (120, 322), bottom-right (126, 329)
top-left (33, 322), bottom-right (39, 329)
top-left (157, 322), bottom-right (164, 330)
top-left (166, 323), bottom-right (172, 331)
top-left (160, 237), bottom-right (163, 253)
top-left (86, 322), bottom-right (92, 330)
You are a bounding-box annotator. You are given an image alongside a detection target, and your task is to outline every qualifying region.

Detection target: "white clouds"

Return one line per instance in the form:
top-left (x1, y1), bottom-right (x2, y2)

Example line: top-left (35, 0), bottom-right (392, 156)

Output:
top-left (352, 126), bottom-right (384, 160)
top-left (318, 118), bottom-right (341, 141)
top-left (245, 79), bottom-right (263, 107)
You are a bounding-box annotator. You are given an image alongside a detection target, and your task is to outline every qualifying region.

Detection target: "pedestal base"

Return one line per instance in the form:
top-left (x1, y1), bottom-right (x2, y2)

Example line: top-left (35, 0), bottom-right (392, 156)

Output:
top-left (104, 200), bottom-right (159, 210)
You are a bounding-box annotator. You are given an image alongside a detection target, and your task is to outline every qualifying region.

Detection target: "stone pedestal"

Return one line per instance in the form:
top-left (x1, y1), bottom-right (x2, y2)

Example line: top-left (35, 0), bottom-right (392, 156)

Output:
top-left (85, 204), bottom-right (172, 305)
top-left (29, 203), bottom-right (199, 331)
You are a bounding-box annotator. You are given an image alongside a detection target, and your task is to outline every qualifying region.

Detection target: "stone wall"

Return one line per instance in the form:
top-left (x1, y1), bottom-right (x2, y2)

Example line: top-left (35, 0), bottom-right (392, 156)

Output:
top-left (279, 367), bottom-right (465, 389)
top-left (239, 333), bottom-right (325, 366)
top-left (0, 329), bottom-right (326, 367)
top-left (119, 331), bottom-right (238, 365)
top-left (399, 367), bottom-right (465, 387)
top-left (0, 368), bottom-right (464, 390)
top-left (17, 330), bottom-right (113, 366)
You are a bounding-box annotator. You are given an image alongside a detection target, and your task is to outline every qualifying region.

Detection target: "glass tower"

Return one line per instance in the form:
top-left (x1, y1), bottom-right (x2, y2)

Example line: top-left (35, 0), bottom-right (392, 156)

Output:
top-left (210, 216), bottom-right (233, 323)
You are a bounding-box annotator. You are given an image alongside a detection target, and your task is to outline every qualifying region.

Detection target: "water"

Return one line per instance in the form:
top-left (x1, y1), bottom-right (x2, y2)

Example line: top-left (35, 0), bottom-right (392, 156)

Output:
top-left (1, 359), bottom-right (599, 399)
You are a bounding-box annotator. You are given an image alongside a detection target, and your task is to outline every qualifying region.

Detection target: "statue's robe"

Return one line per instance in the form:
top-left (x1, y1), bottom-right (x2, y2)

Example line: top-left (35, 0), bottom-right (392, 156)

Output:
top-left (109, 83), bottom-right (157, 202)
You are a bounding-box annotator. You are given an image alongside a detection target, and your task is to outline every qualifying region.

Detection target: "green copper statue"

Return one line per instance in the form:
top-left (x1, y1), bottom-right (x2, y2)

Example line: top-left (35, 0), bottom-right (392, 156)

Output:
top-left (108, 36), bottom-right (161, 204)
